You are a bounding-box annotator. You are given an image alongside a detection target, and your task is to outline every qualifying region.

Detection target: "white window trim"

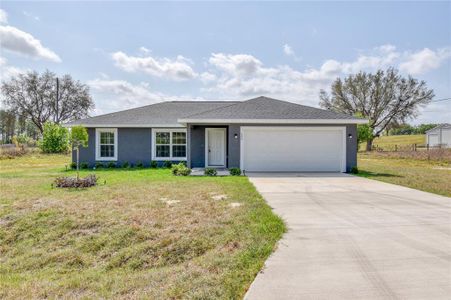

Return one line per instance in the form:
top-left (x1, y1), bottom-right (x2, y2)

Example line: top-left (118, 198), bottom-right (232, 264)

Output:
top-left (239, 126), bottom-right (347, 173)
top-left (95, 128), bottom-right (118, 161)
top-left (152, 128), bottom-right (187, 160)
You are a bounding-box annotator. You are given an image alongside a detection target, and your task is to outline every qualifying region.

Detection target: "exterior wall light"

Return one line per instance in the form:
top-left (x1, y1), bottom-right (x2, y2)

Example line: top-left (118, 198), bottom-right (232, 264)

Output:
top-left (348, 134), bottom-right (353, 139)
top-left (234, 133), bottom-right (238, 139)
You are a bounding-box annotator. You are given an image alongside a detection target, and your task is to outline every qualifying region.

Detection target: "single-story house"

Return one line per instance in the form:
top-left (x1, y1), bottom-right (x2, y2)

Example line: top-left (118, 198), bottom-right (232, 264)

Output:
top-left (65, 96), bottom-right (367, 172)
top-left (425, 123), bottom-right (451, 148)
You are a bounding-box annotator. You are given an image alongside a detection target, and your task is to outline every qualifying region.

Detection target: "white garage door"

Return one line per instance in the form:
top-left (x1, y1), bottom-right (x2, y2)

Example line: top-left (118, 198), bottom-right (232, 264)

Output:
top-left (240, 127), bottom-right (346, 172)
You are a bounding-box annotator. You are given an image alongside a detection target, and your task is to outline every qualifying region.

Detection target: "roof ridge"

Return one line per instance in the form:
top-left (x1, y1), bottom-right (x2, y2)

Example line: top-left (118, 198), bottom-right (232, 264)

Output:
top-left (180, 101), bottom-right (244, 119)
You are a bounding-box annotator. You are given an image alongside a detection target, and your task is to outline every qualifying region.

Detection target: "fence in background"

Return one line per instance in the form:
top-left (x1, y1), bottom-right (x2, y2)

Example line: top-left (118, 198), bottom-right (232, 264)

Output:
top-left (371, 143), bottom-right (449, 152)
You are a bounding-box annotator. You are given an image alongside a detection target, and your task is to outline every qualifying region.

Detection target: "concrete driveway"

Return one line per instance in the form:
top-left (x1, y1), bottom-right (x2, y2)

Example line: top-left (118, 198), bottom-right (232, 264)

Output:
top-left (245, 173), bottom-right (451, 300)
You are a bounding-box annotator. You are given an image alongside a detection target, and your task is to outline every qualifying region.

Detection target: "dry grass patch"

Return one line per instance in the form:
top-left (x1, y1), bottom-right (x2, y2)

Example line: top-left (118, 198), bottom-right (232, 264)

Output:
top-left (0, 154), bottom-right (285, 299)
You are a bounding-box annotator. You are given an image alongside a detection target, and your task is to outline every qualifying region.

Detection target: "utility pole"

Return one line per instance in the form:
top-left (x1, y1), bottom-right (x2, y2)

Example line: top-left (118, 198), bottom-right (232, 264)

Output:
top-left (55, 77), bottom-right (59, 123)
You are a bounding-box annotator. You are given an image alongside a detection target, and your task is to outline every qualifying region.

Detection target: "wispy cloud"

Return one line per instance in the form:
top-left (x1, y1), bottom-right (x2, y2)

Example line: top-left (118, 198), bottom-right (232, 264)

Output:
top-left (283, 44), bottom-right (301, 62)
top-left (23, 11), bottom-right (40, 21)
top-left (88, 78), bottom-right (204, 114)
top-left (0, 9), bottom-right (7, 24)
top-left (0, 56), bottom-right (28, 81)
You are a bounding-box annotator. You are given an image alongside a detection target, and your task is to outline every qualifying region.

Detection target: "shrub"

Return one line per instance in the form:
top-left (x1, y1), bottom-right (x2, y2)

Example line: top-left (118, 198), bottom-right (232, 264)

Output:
top-left (171, 162), bottom-right (191, 176)
top-left (136, 161), bottom-right (144, 168)
top-left (163, 160), bottom-right (172, 168)
top-left (229, 168), bottom-right (241, 176)
top-left (107, 162), bottom-right (116, 168)
top-left (122, 161), bottom-right (130, 168)
top-left (80, 162), bottom-right (89, 169)
top-left (39, 122), bottom-right (70, 153)
top-left (70, 162), bottom-right (77, 169)
top-left (54, 174), bottom-right (98, 188)
top-left (95, 162), bottom-right (104, 169)
top-left (350, 166), bottom-right (359, 174)
top-left (204, 168), bottom-right (217, 176)
top-left (12, 134), bottom-right (30, 150)
top-left (150, 160), bottom-right (158, 168)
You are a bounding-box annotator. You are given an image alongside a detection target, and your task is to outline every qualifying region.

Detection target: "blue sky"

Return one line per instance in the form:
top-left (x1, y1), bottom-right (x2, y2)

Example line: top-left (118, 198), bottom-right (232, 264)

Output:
top-left (1, 1), bottom-right (450, 123)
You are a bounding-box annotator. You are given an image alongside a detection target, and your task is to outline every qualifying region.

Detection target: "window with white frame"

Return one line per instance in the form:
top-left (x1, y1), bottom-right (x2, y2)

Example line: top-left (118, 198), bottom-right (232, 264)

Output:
top-left (96, 128), bottom-right (117, 160)
top-left (153, 129), bottom-right (187, 160)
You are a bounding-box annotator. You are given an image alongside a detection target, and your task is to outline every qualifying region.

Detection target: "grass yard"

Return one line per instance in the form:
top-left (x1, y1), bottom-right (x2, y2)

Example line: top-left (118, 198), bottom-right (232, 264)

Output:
top-left (0, 154), bottom-right (285, 299)
top-left (359, 134), bottom-right (425, 150)
top-left (358, 152), bottom-right (451, 197)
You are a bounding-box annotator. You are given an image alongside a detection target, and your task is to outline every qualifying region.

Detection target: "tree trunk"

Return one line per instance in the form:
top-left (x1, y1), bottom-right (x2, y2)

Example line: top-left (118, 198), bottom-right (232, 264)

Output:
top-left (76, 147), bottom-right (80, 180)
top-left (366, 138), bottom-right (374, 152)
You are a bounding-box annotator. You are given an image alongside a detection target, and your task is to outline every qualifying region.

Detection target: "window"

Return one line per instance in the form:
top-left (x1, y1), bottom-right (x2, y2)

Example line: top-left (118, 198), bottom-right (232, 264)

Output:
top-left (153, 129), bottom-right (187, 160)
top-left (96, 128), bottom-right (117, 161)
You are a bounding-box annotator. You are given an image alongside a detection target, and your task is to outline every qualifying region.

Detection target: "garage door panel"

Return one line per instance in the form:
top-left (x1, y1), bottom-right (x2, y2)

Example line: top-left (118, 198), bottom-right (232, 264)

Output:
top-left (241, 127), bottom-right (345, 172)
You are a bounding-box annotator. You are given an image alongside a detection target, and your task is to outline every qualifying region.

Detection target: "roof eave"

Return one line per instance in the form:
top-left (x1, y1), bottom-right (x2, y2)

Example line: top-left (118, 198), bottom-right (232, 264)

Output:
top-left (177, 118), bottom-right (369, 125)
top-left (63, 123), bottom-right (185, 128)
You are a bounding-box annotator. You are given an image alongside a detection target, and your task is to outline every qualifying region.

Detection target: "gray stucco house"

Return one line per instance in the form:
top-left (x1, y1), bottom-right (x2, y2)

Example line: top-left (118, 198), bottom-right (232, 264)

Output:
top-left (66, 96), bottom-right (367, 172)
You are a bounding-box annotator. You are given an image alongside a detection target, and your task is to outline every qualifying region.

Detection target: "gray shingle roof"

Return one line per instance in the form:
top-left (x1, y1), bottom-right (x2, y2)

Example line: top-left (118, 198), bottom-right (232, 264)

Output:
top-left (66, 96), bottom-right (366, 127)
top-left (66, 101), bottom-right (239, 127)
top-left (180, 96), bottom-right (360, 121)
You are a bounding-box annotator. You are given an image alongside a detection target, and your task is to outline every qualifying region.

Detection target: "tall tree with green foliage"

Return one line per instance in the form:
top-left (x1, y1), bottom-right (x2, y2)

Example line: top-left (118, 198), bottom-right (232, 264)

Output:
top-left (319, 68), bottom-right (434, 151)
top-left (70, 126), bottom-right (88, 179)
top-left (39, 122), bottom-right (70, 153)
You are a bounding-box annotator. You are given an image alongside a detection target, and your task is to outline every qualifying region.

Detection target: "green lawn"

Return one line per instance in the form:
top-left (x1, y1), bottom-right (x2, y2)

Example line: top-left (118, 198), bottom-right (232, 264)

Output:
top-left (359, 134), bottom-right (425, 150)
top-left (358, 153), bottom-right (451, 197)
top-left (0, 154), bottom-right (285, 299)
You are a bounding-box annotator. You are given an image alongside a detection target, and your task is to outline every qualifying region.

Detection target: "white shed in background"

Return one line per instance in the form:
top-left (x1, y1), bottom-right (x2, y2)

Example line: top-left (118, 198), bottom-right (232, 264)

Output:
top-left (426, 124), bottom-right (451, 148)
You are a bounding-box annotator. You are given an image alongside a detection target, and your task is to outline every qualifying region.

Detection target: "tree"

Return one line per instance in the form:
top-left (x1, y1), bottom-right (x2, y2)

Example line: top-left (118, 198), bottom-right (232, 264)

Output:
top-left (1, 70), bottom-right (94, 133)
top-left (0, 110), bottom-right (16, 143)
top-left (319, 68), bottom-right (434, 151)
top-left (70, 126), bottom-right (88, 179)
top-left (390, 124), bottom-right (415, 135)
top-left (39, 122), bottom-right (70, 153)
top-left (357, 123), bottom-right (373, 150)
top-left (415, 124), bottom-right (437, 134)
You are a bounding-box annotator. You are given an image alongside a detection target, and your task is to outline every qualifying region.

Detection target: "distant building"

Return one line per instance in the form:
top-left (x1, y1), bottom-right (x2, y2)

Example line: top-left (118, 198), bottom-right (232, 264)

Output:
top-left (425, 124), bottom-right (451, 147)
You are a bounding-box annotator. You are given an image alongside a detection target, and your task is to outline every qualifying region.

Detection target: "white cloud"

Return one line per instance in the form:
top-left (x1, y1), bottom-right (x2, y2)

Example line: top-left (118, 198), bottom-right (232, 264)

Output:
top-left (200, 71), bottom-right (217, 83)
top-left (283, 44), bottom-right (294, 56)
top-left (202, 53), bottom-right (335, 105)
top-left (283, 44), bottom-right (301, 61)
top-left (111, 51), bottom-right (197, 81)
top-left (139, 46), bottom-right (150, 55)
top-left (200, 44), bottom-right (451, 106)
top-left (208, 53), bottom-right (263, 77)
top-left (87, 78), bottom-right (204, 114)
top-left (0, 25), bottom-right (61, 62)
top-left (0, 56), bottom-right (28, 81)
top-left (88, 79), bottom-right (162, 110)
top-left (23, 11), bottom-right (40, 21)
top-left (399, 47), bottom-right (451, 75)
top-left (0, 9), bottom-right (7, 23)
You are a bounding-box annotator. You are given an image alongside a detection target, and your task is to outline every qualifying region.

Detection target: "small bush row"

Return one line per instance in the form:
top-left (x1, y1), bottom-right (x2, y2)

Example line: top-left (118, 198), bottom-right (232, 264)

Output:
top-left (70, 160), bottom-right (180, 170)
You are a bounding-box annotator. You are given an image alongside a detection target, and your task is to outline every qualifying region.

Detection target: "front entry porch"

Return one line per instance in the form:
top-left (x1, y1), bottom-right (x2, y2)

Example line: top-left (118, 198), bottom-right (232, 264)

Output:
top-left (188, 124), bottom-right (241, 169)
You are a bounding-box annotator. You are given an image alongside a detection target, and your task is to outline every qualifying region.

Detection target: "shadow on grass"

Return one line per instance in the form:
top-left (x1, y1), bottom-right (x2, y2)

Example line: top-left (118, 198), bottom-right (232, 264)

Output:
top-left (356, 170), bottom-right (403, 178)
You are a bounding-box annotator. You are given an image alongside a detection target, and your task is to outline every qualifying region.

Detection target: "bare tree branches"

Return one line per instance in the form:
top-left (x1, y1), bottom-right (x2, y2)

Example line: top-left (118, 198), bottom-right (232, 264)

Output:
top-left (1, 70), bottom-right (94, 133)
top-left (320, 68), bottom-right (434, 150)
